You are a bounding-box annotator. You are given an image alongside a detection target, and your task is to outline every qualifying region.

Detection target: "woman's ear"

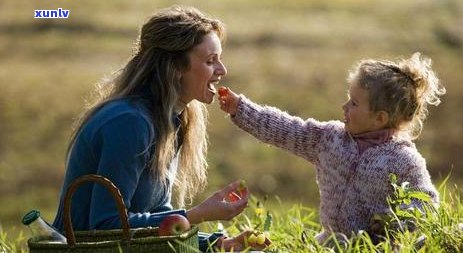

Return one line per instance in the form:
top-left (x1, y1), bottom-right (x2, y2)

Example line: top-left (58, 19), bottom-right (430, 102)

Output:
top-left (375, 111), bottom-right (389, 128)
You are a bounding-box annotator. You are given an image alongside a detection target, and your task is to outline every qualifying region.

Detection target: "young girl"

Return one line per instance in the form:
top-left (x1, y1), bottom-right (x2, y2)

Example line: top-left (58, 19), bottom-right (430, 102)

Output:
top-left (218, 52), bottom-right (445, 244)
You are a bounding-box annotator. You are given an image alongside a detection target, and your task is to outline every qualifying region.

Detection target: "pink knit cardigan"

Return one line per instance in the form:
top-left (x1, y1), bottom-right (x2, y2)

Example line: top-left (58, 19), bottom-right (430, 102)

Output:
top-left (231, 96), bottom-right (439, 240)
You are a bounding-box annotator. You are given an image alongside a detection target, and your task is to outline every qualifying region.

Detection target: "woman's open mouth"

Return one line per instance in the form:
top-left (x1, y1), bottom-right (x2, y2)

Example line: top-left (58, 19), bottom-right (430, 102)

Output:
top-left (208, 80), bottom-right (220, 94)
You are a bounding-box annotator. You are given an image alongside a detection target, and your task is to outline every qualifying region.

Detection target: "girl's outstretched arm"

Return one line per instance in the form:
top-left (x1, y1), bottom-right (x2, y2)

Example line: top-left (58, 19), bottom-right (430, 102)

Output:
top-left (218, 86), bottom-right (329, 163)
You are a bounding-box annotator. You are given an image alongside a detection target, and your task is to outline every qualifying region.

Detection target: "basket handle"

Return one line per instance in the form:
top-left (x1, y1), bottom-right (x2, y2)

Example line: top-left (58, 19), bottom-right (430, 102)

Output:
top-left (63, 174), bottom-right (131, 246)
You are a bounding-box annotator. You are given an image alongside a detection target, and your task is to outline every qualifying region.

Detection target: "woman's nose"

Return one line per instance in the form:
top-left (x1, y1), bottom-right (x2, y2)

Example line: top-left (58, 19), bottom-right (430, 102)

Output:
top-left (216, 61), bottom-right (227, 77)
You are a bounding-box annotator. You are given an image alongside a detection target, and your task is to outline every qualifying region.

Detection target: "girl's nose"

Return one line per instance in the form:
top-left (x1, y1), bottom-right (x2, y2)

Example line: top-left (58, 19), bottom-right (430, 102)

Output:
top-left (342, 102), bottom-right (348, 112)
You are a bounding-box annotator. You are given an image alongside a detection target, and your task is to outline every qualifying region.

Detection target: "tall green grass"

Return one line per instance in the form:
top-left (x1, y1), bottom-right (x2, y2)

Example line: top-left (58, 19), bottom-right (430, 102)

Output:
top-left (207, 176), bottom-right (463, 252)
top-left (5, 178), bottom-right (463, 252)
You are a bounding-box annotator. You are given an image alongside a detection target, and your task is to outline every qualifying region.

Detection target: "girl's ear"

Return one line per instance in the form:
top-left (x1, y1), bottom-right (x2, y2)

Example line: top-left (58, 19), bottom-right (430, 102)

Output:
top-left (375, 111), bottom-right (389, 128)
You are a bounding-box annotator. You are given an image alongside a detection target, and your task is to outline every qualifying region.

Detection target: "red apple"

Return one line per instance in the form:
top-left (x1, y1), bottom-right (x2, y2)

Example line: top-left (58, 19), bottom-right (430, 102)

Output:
top-left (158, 214), bottom-right (191, 236)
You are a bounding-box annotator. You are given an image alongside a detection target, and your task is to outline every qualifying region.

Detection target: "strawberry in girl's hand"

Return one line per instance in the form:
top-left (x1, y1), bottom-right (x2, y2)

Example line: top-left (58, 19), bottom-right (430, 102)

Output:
top-left (218, 86), bottom-right (228, 97)
top-left (217, 86), bottom-right (239, 116)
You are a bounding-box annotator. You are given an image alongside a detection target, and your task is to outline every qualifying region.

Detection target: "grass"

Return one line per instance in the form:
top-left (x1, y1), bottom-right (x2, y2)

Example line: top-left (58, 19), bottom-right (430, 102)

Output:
top-left (205, 177), bottom-right (463, 252)
top-left (3, 178), bottom-right (463, 252)
top-left (0, 229), bottom-right (26, 253)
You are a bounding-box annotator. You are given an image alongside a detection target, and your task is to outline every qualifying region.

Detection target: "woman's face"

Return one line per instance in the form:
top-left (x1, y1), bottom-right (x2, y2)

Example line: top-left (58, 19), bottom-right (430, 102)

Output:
top-left (179, 32), bottom-right (227, 105)
top-left (342, 82), bottom-right (381, 135)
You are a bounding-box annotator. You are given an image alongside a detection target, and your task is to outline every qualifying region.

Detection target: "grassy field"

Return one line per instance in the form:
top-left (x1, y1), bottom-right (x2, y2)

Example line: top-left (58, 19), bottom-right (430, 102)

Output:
top-left (2, 180), bottom-right (463, 252)
top-left (1, 0), bottom-right (463, 251)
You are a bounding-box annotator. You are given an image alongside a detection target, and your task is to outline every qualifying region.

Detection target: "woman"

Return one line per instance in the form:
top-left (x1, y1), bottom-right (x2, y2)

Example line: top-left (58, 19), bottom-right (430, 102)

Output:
top-left (52, 6), bottom-right (266, 252)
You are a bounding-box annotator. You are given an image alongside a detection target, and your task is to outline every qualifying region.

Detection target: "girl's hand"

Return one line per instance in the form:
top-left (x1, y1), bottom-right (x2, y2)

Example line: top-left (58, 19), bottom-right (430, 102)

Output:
top-left (217, 86), bottom-right (239, 116)
top-left (187, 180), bottom-right (249, 224)
top-left (216, 230), bottom-right (272, 252)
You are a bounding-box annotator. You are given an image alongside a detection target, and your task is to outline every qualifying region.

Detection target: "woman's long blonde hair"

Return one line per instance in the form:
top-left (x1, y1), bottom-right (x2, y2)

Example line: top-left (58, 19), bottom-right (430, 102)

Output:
top-left (348, 52), bottom-right (446, 140)
top-left (68, 6), bottom-right (225, 207)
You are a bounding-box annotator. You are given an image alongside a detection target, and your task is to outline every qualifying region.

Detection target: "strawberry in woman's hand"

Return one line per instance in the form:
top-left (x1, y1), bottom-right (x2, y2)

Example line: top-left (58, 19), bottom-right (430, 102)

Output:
top-left (226, 180), bottom-right (247, 202)
top-left (228, 191), bottom-right (241, 202)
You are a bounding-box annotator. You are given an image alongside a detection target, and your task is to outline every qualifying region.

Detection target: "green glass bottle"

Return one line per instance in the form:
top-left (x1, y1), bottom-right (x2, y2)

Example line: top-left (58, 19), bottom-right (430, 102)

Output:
top-left (22, 209), bottom-right (67, 244)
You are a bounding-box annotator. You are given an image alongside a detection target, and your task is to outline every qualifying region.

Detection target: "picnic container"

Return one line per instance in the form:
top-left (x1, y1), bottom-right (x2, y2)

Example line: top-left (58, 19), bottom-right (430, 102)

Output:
top-left (26, 174), bottom-right (199, 253)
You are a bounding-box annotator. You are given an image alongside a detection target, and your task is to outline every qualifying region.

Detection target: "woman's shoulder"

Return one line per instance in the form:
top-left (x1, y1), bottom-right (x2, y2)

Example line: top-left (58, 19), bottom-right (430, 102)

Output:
top-left (86, 98), bottom-right (152, 134)
top-left (96, 97), bottom-right (144, 114)
top-left (96, 98), bottom-right (150, 119)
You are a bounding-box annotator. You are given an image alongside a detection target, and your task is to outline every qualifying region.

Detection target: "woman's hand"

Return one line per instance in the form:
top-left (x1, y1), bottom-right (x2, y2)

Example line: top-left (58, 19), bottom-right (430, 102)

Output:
top-left (215, 230), bottom-right (272, 252)
top-left (217, 86), bottom-right (239, 116)
top-left (187, 180), bottom-right (249, 224)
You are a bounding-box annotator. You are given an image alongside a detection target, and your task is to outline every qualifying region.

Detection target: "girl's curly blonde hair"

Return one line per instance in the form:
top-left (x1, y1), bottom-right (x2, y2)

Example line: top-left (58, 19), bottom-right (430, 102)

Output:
top-left (347, 52), bottom-right (446, 140)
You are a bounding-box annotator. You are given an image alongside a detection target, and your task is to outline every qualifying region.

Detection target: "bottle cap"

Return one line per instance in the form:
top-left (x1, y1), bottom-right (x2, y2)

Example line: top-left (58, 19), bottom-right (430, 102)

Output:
top-left (22, 209), bottom-right (40, 225)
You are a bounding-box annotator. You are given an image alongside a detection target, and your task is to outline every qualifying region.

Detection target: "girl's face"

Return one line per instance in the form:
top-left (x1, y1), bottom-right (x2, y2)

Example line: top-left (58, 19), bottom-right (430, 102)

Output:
top-left (342, 82), bottom-right (383, 135)
top-left (179, 32), bottom-right (227, 105)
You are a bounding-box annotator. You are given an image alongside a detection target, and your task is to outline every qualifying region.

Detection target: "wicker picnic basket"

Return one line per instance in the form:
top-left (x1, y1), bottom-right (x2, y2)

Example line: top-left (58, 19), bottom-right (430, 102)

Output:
top-left (27, 174), bottom-right (199, 253)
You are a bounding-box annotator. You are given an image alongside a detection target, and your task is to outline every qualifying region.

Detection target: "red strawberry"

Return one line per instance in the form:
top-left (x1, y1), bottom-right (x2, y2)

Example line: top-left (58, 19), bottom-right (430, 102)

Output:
top-left (228, 191), bottom-right (241, 202)
top-left (218, 87), bottom-right (228, 97)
